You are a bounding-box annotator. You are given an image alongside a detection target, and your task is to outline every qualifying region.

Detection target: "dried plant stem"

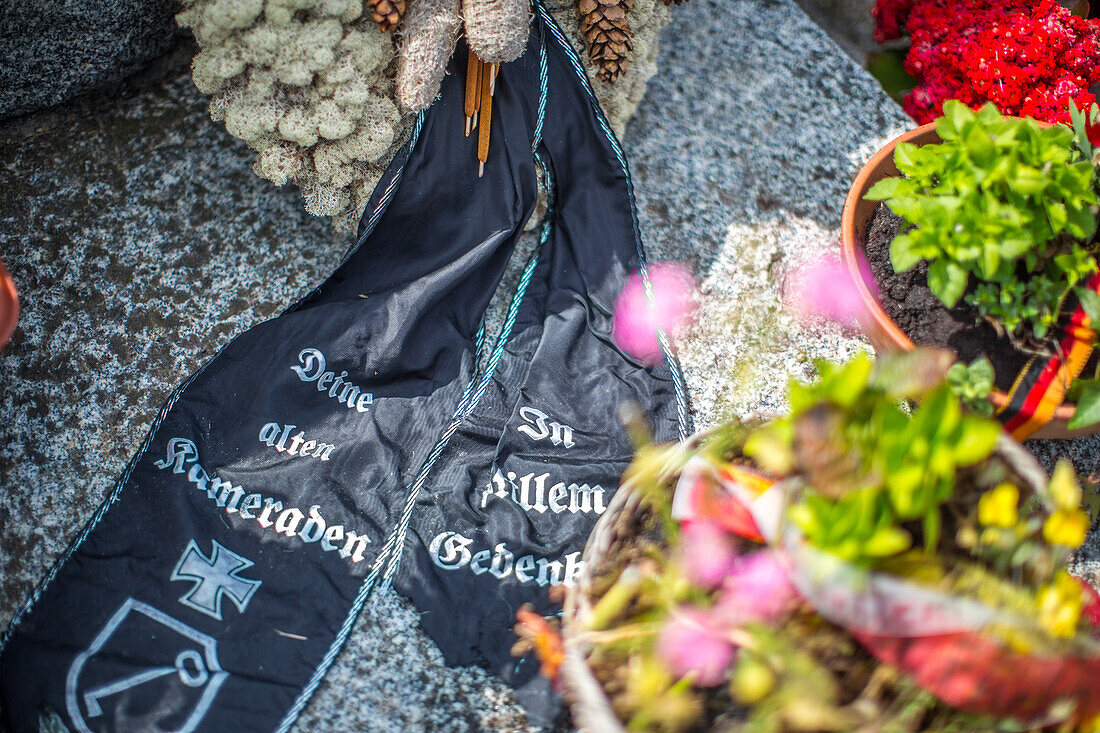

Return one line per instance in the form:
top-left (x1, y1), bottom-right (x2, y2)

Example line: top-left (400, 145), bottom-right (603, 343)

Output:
top-left (477, 60), bottom-right (495, 177)
top-left (464, 50), bottom-right (482, 137)
top-left (396, 0), bottom-right (463, 112)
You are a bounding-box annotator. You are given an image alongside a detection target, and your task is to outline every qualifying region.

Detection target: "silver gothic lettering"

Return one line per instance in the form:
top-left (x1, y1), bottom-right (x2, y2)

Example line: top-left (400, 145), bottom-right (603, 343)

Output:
top-left (291, 347), bottom-right (374, 413)
top-left (429, 532), bottom-right (583, 588)
top-left (154, 437), bottom-right (370, 563)
top-left (516, 407), bottom-right (576, 448)
top-left (481, 468), bottom-right (609, 515)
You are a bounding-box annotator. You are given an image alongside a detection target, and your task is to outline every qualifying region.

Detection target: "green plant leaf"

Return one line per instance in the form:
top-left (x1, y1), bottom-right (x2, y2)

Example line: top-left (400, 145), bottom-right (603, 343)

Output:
top-left (935, 100), bottom-right (970, 140)
top-left (928, 259), bottom-right (968, 307)
top-left (788, 502), bottom-right (819, 537)
top-left (866, 176), bottom-right (905, 201)
top-left (923, 508), bottom-right (941, 553)
top-left (1070, 99), bottom-right (1095, 161)
top-left (999, 237), bottom-right (1031, 260)
top-left (969, 357), bottom-right (994, 390)
top-left (862, 526), bottom-right (911, 557)
top-left (950, 417), bottom-right (1000, 465)
top-left (1067, 205), bottom-right (1098, 241)
top-left (744, 424), bottom-right (795, 474)
top-left (894, 142), bottom-right (919, 174)
top-left (1068, 383), bottom-right (1100, 430)
top-left (1076, 287), bottom-right (1100, 324)
top-left (978, 241), bottom-right (1001, 279)
top-left (972, 398), bottom-right (994, 418)
top-left (889, 233), bottom-right (922, 272)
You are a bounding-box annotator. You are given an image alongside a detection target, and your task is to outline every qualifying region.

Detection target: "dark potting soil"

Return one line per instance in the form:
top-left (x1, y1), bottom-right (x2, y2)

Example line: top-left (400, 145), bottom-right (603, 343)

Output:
top-left (864, 203), bottom-right (1029, 393)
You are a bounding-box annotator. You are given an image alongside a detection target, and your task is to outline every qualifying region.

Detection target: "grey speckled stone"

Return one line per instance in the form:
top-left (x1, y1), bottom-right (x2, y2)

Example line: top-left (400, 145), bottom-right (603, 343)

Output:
top-left (3, 0), bottom-right (1099, 731)
top-left (625, 0), bottom-right (909, 426)
top-left (0, 0), bottom-right (187, 120)
top-left (0, 76), bottom-right (346, 620)
top-left (793, 0), bottom-right (879, 63)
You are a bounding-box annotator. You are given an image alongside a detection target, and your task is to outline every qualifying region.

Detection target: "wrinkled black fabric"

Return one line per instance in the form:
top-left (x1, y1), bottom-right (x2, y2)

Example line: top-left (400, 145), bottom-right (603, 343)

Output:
top-left (0, 8), bottom-right (683, 732)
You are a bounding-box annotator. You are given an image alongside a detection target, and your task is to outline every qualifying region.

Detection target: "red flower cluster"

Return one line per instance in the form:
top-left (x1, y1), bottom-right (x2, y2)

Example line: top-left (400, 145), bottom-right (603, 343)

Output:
top-left (871, 0), bottom-right (918, 42)
top-left (873, 0), bottom-right (1100, 125)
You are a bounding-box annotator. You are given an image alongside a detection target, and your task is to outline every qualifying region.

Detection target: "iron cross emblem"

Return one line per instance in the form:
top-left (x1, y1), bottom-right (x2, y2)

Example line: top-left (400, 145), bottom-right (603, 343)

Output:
top-left (170, 539), bottom-right (262, 620)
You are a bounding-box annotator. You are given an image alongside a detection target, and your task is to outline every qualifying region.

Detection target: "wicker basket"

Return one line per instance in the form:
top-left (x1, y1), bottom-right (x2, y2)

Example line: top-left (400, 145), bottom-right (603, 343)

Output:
top-left (560, 487), bottom-right (637, 731)
top-left (560, 438), bottom-right (688, 732)
top-left (558, 434), bottom-right (1066, 731)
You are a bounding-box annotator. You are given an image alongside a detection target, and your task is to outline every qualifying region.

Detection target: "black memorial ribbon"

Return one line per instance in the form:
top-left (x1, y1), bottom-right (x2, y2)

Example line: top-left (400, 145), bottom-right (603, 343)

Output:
top-left (0, 6), bottom-right (691, 731)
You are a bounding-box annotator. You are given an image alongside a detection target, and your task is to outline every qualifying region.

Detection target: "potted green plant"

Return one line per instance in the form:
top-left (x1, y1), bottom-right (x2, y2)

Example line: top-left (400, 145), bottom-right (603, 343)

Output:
top-left (840, 100), bottom-right (1100, 440)
top-left (511, 349), bottom-right (1100, 732)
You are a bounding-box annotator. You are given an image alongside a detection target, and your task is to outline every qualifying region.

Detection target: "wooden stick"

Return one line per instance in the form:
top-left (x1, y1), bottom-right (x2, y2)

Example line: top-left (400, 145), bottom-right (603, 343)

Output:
top-left (477, 59), bottom-right (494, 177)
top-left (489, 62), bottom-right (498, 96)
top-left (464, 50), bottom-right (482, 137)
top-left (472, 54), bottom-right (483, 133)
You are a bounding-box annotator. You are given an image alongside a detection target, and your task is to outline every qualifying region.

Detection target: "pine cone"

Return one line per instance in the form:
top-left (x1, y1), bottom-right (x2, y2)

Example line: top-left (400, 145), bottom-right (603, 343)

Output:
top-left (577, 0), bottom-right (634, 83)
top-left (369, 0), bottom-right (405, 31)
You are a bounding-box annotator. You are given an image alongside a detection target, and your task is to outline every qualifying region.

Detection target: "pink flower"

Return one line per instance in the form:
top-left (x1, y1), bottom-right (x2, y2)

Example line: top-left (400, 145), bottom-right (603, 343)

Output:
top-left (656, 607), bottom-right (736, 686)
top-left (612, 262), bottom-right (697, 366)
top-left (680, 520), bottom-right (740, 589)
top-left (713, 551), bottom-right (799, 626)
top-left (786, 252), bottom-right (875, 328)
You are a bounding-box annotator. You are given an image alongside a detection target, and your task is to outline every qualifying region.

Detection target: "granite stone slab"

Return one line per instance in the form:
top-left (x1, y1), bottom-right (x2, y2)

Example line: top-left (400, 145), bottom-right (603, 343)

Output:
top-left (1, 0), bottom-right (1098, 730)
top-left (0, 0), bottom-right (188, 120)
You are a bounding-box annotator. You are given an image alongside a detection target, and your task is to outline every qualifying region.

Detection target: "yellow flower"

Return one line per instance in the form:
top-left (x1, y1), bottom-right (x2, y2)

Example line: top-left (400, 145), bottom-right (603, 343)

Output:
top-left (1043, 508), bottom-right (1090, 548)
top-left (1080, 712), bottom-right (1100, 733)
top-left (1048, 460), bottom-right (1083, 511)
top-left (1037, 571), bottom-right (1084, 639)
top-left (978, 483), bottom-right (1019, 528)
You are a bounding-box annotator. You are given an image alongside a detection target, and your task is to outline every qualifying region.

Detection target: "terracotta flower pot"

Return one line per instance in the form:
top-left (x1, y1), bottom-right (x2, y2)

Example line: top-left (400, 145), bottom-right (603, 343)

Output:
top-left (0, 256), bottom-right (18, 351)
top-left (840, 124), bottom-right (1093, 440)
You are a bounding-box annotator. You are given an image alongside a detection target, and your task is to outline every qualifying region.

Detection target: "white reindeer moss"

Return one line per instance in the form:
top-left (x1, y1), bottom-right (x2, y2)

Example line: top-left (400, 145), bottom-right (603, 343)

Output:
top-left (178, 0), bottom-right (406, 227)
top-left (179, 0), bottom-right (668, 229)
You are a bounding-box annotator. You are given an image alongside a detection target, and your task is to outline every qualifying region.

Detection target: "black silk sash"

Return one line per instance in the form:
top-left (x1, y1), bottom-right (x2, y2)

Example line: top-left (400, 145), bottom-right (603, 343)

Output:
top-left (0, 6), bottom-right (691, 730)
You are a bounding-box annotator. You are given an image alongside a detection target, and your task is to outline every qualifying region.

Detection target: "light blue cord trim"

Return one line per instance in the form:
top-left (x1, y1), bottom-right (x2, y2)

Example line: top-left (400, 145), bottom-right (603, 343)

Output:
top-left (536, 1), bottom-right (694, 441)
top-left (276, 280), bottom-right (521, 733)
top-left (274, 34), bottom-right (555, 733)
top-left (380, 211), bottom-right (552, 585)
top-left (532, 27), bottom-right (550, 152)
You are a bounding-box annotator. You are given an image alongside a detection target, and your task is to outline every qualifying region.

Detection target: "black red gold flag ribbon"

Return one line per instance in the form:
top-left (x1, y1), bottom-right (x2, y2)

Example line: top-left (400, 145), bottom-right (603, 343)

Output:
top-left (997, 271), bottom-right (1100, 440)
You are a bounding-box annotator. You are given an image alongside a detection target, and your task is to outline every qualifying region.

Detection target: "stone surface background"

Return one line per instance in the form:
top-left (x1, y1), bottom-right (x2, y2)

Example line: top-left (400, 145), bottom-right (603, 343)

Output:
top-left (1, 0), bottom-right (1099, 730)
top-left (0, 0), bottom-right (191, 120)
top-left (793, 0), bottom-right (879, 61)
